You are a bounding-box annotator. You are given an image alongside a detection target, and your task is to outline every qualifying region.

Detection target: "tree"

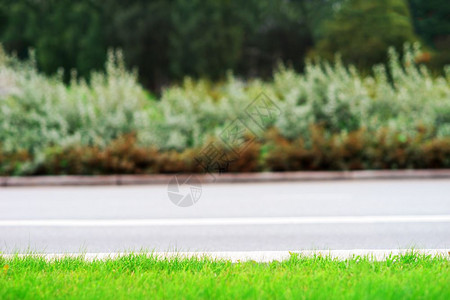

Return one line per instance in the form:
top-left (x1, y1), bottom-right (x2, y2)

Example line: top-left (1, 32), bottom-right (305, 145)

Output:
top-left (408, 0), bottom-right (450, 68)
top-left (315, 0), bottom-right (417, 68)
top-left (168, 0), bottom-right (246, 80)
top-left (105, 0), bottom-right (172, 89)
top-left (0, 0), bottom-right (106, 80)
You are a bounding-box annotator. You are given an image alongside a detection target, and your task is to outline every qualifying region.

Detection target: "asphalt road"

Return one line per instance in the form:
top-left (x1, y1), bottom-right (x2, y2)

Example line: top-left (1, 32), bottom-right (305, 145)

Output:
top-left (0, 179), bottom-right (449, 253)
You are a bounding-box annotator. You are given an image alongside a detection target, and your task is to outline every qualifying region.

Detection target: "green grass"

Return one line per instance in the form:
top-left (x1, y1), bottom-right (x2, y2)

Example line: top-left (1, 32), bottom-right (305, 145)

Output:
top-left (1, 253), bottom-right (449, 299)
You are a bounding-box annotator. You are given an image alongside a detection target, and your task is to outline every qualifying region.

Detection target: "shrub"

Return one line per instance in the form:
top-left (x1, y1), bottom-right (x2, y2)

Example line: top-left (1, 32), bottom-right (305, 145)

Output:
top-left (0, 44), bottom-right (449, 175)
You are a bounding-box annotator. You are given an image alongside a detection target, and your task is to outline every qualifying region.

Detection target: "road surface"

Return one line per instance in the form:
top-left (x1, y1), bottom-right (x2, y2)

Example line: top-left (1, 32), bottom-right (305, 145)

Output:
top-left (0, 179), bottom-right (449, 253)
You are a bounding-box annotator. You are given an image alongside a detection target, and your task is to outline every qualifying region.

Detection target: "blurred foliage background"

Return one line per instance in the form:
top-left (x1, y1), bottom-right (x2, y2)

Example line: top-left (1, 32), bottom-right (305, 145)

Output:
top-left (0, 0), bottom-right (448, 91)
top-left (0, 0), bottom-right (449, 175)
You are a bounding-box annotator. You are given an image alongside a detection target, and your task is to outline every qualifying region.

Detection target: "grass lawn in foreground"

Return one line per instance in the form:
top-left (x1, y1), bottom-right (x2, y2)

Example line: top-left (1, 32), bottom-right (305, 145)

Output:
top-left (0, 253), bottom-right (449, 299)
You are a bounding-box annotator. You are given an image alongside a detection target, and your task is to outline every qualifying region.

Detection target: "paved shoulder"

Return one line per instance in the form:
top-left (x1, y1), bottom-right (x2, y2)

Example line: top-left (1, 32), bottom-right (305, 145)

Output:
top-left (0, 179), bottom-right (449, 253)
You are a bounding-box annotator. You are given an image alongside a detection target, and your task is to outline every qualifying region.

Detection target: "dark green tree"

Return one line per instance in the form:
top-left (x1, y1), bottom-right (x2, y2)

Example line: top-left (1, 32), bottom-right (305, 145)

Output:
top-left (315, 0), bottom-right (417, 68)
top-left (168, 0), bottom-right (246, 80)
top-left (0, 0), bottom-right (106, 80)
top-left (105, 0), bottom-right (172, 89)
top-left (238, 0), bottom-right (314, 77)
top-left (408, 0), bottom-right (450, 67)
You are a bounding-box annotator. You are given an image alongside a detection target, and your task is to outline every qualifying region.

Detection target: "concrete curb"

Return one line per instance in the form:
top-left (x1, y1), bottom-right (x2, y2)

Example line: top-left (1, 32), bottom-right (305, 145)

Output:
top-left (1, 249), bottom-right (449, 262)
top-left (1, 169), bottom-right (450, 187)
top-left (2, 215), bottom-right (450, 227)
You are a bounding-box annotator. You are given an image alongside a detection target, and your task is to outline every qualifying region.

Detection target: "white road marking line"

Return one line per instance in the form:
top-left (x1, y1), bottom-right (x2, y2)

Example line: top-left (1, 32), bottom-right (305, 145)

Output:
top-left (1, 250), bottom-right (449, 262)
top-left (0, 215), bottom-right (450, 226)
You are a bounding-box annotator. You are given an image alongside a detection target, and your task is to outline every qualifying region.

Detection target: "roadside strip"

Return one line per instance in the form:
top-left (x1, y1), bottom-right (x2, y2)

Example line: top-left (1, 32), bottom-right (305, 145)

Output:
top-left (2, 249), bottom-right (449, 262)
top-left (1, 215), bottom-right (450, 227)
top-left (1, 169), bottom-right (450, 187)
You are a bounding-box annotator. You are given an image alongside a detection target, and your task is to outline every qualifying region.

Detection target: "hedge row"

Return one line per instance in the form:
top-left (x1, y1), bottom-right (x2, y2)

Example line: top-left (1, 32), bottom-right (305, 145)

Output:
top-left (1, 45), bottom-right (449, 175)
top-left (1, 128), bottom-right (449, 176)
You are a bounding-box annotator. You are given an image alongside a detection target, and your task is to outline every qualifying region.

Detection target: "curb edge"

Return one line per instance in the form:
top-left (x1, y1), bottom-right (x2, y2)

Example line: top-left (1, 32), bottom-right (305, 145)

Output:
top-left (1, 169), bottom-right (450, 187)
